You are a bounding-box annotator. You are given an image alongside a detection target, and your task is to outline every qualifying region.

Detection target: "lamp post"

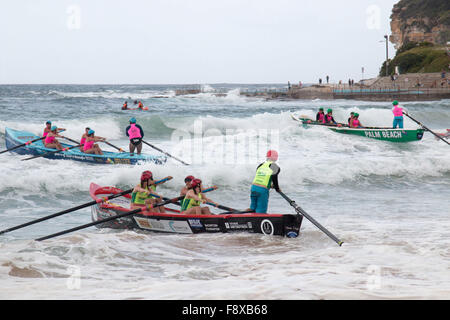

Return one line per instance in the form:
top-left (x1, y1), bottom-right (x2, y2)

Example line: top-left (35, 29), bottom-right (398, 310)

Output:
top-left (384, 35), bottom-right (389, 77)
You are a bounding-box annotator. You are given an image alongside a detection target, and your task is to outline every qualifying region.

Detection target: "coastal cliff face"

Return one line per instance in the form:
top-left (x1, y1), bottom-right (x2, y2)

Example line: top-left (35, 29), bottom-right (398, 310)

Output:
top-left (389, 0), bottom-right (450, 49)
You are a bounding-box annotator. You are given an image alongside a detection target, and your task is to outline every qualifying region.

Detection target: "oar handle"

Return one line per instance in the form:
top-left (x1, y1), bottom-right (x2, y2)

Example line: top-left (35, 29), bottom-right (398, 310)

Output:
top-left (403, 112), bottom-right (450, 146)
top-left (278, 191), bottom-right (343, 246)
top-left (22, 144), bottom-right (82, 161)
top-left (36, 195), bottom-right (185, 241)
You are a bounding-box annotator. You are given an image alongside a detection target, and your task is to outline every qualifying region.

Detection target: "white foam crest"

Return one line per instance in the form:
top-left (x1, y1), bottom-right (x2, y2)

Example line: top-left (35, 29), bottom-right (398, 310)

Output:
top-left (47, 90), bottom-right (174, 99)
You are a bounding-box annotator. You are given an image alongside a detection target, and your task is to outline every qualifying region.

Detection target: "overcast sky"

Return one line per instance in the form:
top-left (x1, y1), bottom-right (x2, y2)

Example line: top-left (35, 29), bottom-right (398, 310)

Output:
top-left (0, 0), bottom-right (399, 84)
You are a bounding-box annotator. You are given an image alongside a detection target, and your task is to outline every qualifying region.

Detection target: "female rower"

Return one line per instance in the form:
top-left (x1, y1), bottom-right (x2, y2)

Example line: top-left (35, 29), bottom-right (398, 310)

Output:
top-left (83, 129), bottom-right (105, 155)
top-left (79, 127), bottom-right (90, 151)
top-left (131, 171), bottom-right (165, 213)
top-left (316, 108), bottom-right (325, 123)
top-left (44, 126), bottom-right (64, 150)
top-left (43, 121), bottom-right (65, 137)
top-left (350, 113), bottom-right (364, 128)
top-left (324, 109), bottom-right (337, 125)
top-left (180, 175), bottom-right (195, 197)
top-left (181, 179), bottom-right (216, 215)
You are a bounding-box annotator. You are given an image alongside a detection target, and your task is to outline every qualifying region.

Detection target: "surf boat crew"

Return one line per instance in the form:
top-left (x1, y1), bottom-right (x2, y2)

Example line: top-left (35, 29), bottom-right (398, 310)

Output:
top-left (44, 126), bottom-right (64, 150)
top-left (131, 171), bottom-right (165, 213)
top-left (324, 109), bottom-right (337, 125)
top-left (126, 117), bottom-right (144, 155)
top-left (350, 113), bottom-right (364, 128)
top-left (181, 179), bottom-right (216, 215)
top-left (43, 121), bottom-right (65, 137)
top-left (180, 175), bottom-right (195, 197)
top-left (83, 129), bottom-right (105, 155)
top-left (392, 100), bottom-right (408, 129)
top-left (316, 108), bottom-right (325, 123)
top-left (249, 150), bottom-right (281, 214)
top-left (79, 127), bottom-right (90, 151)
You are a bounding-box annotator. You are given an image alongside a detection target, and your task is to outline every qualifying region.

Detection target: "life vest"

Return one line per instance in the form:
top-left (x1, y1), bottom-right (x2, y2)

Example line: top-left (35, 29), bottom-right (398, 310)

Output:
top-left (131, 185), bottom-right (156, 204)
top-left (317, 113), bottom-right (325, 123)
top-left (83, 139), bottom-right (94, 151)
top-left (392, 106), bottom-right (403, 117)
top-left (127, 124), bottom-right (142, 139)
top-left (326, 115), bottom-right (333, 123)
top-left (43, 130), bottom-right (49, 137)
top-left (44, 135), bottom-right (55, 144)
top-left (252, 161), bottom-right (273, 189)
top-left (80, 136), bottom-right (86, 145)
top-left (181, 193), bottom-right (202, 211)
top-left (352, 119), bottom-right (360, 127)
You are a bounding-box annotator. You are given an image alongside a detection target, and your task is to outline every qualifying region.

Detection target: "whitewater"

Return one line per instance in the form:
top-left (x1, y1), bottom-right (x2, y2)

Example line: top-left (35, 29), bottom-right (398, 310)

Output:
top-left (0, 84), bottom-right (449, 300)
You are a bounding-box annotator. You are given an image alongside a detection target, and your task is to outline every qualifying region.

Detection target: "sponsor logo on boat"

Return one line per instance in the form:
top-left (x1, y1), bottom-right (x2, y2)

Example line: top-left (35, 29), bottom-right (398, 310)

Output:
top-left (204, 223), bottom-right (220, 231)
top-left (113, 158), bottom-right (131, 164)
top-left (364, 130), bottom-right (404, 139)
top-left (225, 222), bottom-right (252, 230)
top-left (134, 217), bottom-right (193, 234)
top-left (260, 219), bottom-right (274, 235)
top-left (188, 219), bottom-right (203, 228)
top-left (18, 136), bottom-right (36, 140)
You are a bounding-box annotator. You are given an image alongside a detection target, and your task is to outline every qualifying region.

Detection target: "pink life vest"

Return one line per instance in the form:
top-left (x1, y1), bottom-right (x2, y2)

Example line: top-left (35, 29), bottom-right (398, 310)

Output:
top-left (318, 113), bottom-right (325, 123)
top-left (352, 119), bottom-right (360, 127)
top-left (392, 106), bottom-right (403, 117)
top-left (45, 135), bottom-right (55, 144)
top-left (80, 136), bottom-right (86, 145)
top-left (83, 139), bottom-right (94, 152)
top-left (127, 124), bottom-right (142, 139)
top-left (43, 130), bottom-right (49, 137)
top-left (326, 115), bottom-right (333, 123)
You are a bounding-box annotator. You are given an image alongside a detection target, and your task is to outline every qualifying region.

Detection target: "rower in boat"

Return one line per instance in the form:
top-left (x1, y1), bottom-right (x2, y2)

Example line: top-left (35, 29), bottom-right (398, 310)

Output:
top-left (350, 113), bottom-right (364, 128)
top-left (43, 121), bottom-right (65, 137)
top-left (126, 117), bottom-right (144, 155)
top-left (79, 127), bottom-right (90, 151)
top-left (83, 129), bottom-right (106, 155)
top-left (324, 109), bottom-right (337, 125)
top-left (122, 101), bottom-right (128, 110)
top-left (138, 101), bottom-right (144, 110)
top-left (249, 150), bottom-right (281, 214)
top-left (180, 175), bottom-right (195, 197)
top-left (44, 126), bottom-right (64, 150)
top-left (316, 108), bottom-right (325, 123)
top-left (392, 100), bottom-right (408, 129)
top-left (348, 112), bottom-right (355, 126)
top-left (131, 171), bottom-right (166, 213)
top-left (181, 179), bottom-right (217, 215)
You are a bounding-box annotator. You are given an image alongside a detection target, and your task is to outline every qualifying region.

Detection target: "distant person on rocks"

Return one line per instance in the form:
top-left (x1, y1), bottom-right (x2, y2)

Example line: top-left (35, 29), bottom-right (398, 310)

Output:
top-left (392, 100), bottom-right (407, 129)
top-left (319, 78), bottom-right (322, 85)
top-left (326, 75), bottom-right (329, 84)
top-left (126, 117), bottom-right (144, 155)
top-left (288, 81), bottom-right (291, 90)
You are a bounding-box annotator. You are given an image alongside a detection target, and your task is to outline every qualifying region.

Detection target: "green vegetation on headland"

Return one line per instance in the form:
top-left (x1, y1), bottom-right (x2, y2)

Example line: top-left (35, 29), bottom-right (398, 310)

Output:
top-left (393, 0), bottom-right (450, 27)
top-left (379, 42), bottom-right (450, 76)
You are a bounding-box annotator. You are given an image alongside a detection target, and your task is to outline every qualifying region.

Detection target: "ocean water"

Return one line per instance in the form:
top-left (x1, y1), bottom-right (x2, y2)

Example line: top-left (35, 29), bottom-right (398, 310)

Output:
top-left (0, 84), bottom-right (449, 300)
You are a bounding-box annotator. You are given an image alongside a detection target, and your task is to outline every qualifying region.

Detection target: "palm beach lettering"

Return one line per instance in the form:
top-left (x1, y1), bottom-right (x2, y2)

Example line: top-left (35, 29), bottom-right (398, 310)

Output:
top-left (364, 130), bottom-right (403, 139)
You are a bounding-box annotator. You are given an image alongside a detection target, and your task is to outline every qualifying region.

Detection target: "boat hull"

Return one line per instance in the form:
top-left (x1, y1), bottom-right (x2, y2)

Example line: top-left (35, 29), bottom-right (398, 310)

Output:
top-left (5, 128), bottom-right (167, 165)
top-left (90, 184), bottom-right (303, 238)
top-left (292, 115), bottom-right (424, 143)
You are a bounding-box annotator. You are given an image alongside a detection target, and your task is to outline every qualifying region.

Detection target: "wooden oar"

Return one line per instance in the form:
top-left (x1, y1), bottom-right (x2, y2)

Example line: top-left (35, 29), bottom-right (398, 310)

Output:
top-left (142, 140), bottom-right (190, 165)
top-left (277, 191), bottom-right (343, 246)
top-left (0, 136), bottom-right (46, 155)
top-left (0, 177), bottom-right (172, 235)
top-left (21, 144), bottom-right (82, 161)
top-left (63, 136), bottom-right (127, 153)
top-left (36, 194), bottom-right (184, 241)
top-left (403, 112), bottom-right (450, 146)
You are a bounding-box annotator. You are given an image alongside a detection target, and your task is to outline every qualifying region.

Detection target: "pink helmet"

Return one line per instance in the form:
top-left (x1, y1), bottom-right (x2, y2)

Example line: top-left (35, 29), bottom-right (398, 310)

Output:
top-left (266, 150), bottom-right (278, 161)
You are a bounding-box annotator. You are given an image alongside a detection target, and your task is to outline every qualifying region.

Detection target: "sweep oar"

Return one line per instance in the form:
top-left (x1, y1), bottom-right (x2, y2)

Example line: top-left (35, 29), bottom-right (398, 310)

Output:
top-left (0, 136), bottom-right (46, 155)
top-left (403, 112), bottom-right (450, 146)
top-left (22, 144), bottom-right (82, 161)
top-left (0, 177), bottom-right (172, 236)
top-left (278, 191), bottom-right (343, 246)
top-left (35, 194), bottom-right (184, 241)
top-left (142, 140), bottom-right (190, 165)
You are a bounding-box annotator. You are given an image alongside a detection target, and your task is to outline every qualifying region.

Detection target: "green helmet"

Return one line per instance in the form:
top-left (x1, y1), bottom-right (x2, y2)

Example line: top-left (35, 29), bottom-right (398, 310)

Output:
top-left (354, 113), bottom-right (359, 117)
top-left (393, 100), bottom-right (399, 106)
top-left (327, 109), bottom-right (332, 113)
top-left (319, 108), bottom-right (324, 111)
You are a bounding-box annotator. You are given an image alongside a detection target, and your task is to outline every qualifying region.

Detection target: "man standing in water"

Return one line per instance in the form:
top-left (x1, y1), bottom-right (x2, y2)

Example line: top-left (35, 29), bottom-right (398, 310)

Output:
top-left (249, 150), bottom-right (281, 214)
top-left (125, 117), bottom-right (144, 155)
